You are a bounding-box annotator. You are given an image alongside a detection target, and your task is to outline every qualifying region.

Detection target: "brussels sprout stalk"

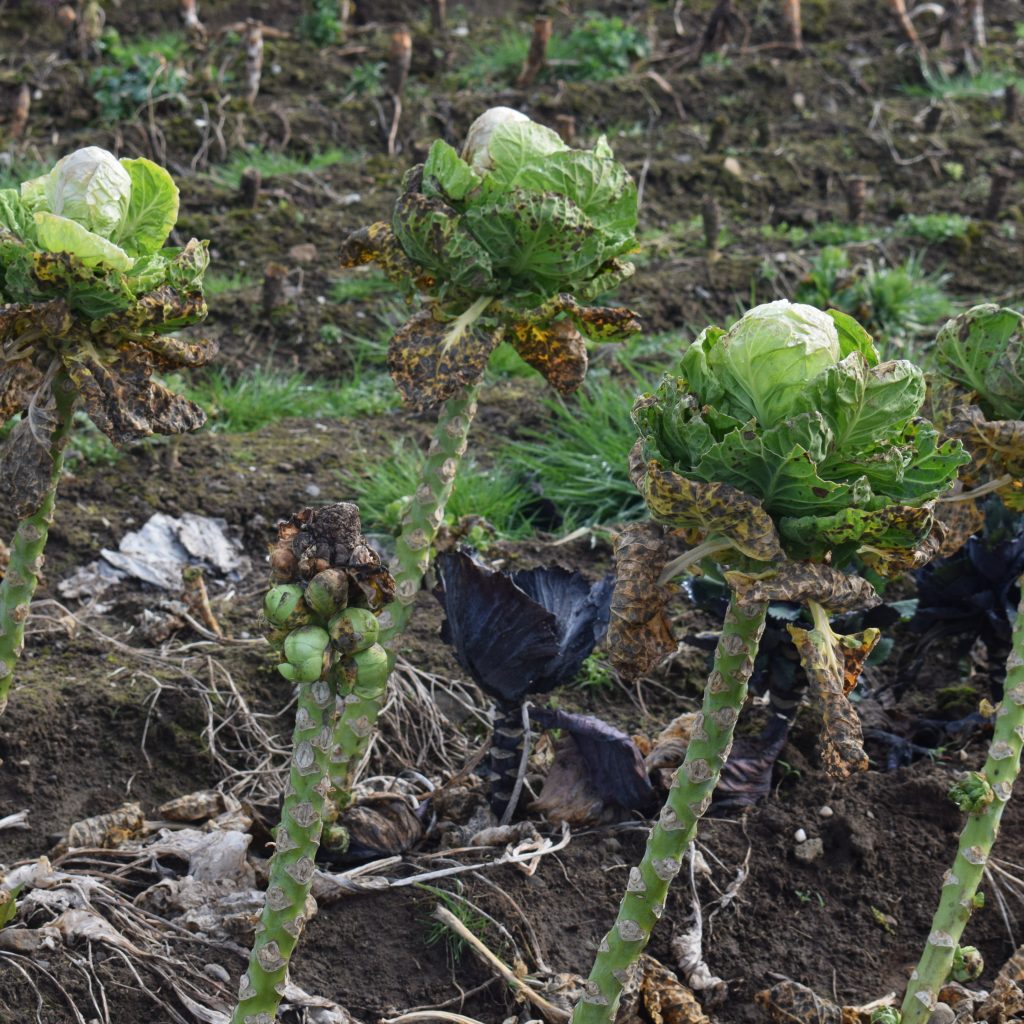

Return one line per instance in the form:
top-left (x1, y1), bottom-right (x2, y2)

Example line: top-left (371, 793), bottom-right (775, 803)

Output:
top-left (899, 579), bottom-right (1024, 1024)
top-left (571, 593), bottom-right (768, 1024)
top-left (230, 666), bottom-right (337, 1024)
top-left (322, 388), bottom-right (478, 815)
top-left (0, 374), bottom-right (74, 714)
top-left (233, 506), bottom-right (394, 1024)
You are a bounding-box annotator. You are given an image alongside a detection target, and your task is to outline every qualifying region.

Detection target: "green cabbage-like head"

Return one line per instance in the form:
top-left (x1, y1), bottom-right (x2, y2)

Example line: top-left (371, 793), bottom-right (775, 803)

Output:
top-left (688, 300), bottom-right (850, 427)
top-left (43, 146), bottom-right (132, 239)
top-left (633, 303), bottom-right (968, 566)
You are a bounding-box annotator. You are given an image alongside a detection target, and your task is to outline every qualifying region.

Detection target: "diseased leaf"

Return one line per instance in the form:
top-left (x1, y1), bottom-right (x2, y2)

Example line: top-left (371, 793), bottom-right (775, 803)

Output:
top-left (608, 520), bottom-right (678, 679)
top-left (640, 459), bottom-right (784, 562)
top-left (421, 140), bottom-right (482, 202)
top-left (515, 291), bottom-right (642, 342)
top-left (507, 317), bottom-right (588, 395)
top-left (339, 221), bottom-right (431, 290)
top-left (779, 502), bottom-right (936, 563)
top-left (387, 308), bottom-right (501, 409)
top-left (0, 410), bottom-right (66, 517)
top-left (724, 564), bottom-right (880, 613)
top-left (787, 622), bottom-right (873, 778)
top-left (65, 346), bottom-right (207, 444)
top-left (0, 359), bottom-right (43, 423)
top-left (934, 491), bottom-right (985, 557)
top-left (463, 189), bottom-right (605, 295)
top-left (392, 191), bottom-right (493, 295)
top-left (936, 303), bottom-right (1024, 421)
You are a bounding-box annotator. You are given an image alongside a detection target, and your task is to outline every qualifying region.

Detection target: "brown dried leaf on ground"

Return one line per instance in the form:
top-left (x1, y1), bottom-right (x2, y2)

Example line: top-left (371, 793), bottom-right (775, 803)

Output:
top-left (755, 979), bottom-right (845, 1024)
top-left (725, 564), bottom-right (879, 613)
top-left (340, 796), bottom-right (422, 858)
top-left (615, 955), bottom-right (711, 1024)
top-left (977, 944), bottom-right (1024, 1024)
top-left (608, 520), bottom-right (676, 679)
top-left (788, 624), bottom-right (876, 778)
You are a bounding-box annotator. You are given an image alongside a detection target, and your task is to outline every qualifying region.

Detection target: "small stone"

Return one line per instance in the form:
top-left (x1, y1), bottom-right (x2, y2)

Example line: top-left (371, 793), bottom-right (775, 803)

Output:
top-left (792, 91), bottom-right (806, 112)
top-left (289, 243), bottom-right (318, 263)
top-left (305, 483), bottom-right (321, 498)
top-left (794, 837), bottom-right (824, 863)
top-left (723, 156), bottom-right (743, 179)
top-left (926, 1004), bottom-right (956, 1024)
top-left (794, 828), bottom-right (807, 843)
top-left (818, 805), bottom-right (834, 819)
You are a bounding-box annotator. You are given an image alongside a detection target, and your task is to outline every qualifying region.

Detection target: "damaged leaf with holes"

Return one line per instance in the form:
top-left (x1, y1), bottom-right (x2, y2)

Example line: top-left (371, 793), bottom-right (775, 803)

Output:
top-left (340, 107), bottom-right (641, 408)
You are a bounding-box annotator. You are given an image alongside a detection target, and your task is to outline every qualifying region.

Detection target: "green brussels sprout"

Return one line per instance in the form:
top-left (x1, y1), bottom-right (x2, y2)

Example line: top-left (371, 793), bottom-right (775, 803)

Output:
top-left (329, 607), bottom-right (380, 653)
top-left (304, 568), bottom-right (350, 620)
top-left (351, 643), bottom-right (389, 694)
top-left (280, 625), bottom-right (330, 683)
top-left (264, 584), bottom-right (305, 628)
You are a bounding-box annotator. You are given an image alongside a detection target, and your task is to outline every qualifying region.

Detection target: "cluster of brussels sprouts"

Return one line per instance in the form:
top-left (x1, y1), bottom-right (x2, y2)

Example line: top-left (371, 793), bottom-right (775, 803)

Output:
top-left (263, 569), bottom-right (387, 687)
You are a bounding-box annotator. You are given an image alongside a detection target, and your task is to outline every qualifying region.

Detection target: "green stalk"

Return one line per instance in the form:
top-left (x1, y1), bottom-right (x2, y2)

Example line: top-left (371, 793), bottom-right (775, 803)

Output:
top-left (899, 579), bottom-right (1024, 1024)
top-left (379, 385), bottom-right (479, 650)
top-left (0, 376), bottom-right (76, 715)
top-left (572, 594), bottom-right (768, 1024)
top-left (231, 668), bottom-right (338, 1024)
top-left (323, 387), bottom-right (479, 810)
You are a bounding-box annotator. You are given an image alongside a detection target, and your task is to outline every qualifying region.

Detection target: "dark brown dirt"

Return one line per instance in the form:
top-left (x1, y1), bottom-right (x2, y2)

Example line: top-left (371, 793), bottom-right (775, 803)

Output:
top-left (1, 0), bottom-right (1024, 1022)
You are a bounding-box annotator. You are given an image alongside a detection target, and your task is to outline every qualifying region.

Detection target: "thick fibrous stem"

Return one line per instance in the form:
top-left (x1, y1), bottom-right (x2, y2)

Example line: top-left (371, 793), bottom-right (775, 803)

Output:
top-left (900, 581), bottom-right (1024, 1024)
top-left (571, 594), bottom-right (768, 1024)
top-left (0, 377), bottom-right (75, 716)
top-left (489, 701), bottom-right (526, 815)
top-left (379, 387), bottom-right (479, 649)
top-left (230, 673), bottom-right (337, 1024)
top-left (325, 389), bottom-right (479, 808)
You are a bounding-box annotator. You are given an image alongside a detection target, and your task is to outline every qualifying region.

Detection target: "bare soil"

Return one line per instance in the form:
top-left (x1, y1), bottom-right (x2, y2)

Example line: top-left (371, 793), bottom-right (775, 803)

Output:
top-left (1, 0), bottom-right (1023, 1022)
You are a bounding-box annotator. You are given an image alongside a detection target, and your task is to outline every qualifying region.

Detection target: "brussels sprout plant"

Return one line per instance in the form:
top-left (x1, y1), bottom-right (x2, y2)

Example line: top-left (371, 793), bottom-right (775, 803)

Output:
top-left (932, 303), bottom-right (1024, 510)
top-left (572, 301), bottom-right (967, 1024)
top-left (231, 504), bottom-right (395, 1024)
top-left (328, 109), bottom-right (641, 825)
top-left (0, 146), bottom-right (213, 714)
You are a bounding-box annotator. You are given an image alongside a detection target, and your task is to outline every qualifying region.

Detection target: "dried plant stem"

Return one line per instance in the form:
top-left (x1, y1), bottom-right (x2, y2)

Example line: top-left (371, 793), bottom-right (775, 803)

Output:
top-left (900, 581), bottom-right (1024, 1024)
top-left (571, 594), bottom-right (768, 1023)
top-left (433, 904), bottom-right (570, 1022)
top-left (0, 375), bottom-right (75, 716)
top-left (230, 668), bottom-right (338, 1024)
top-left (517, 16), bottom-right (552, 88)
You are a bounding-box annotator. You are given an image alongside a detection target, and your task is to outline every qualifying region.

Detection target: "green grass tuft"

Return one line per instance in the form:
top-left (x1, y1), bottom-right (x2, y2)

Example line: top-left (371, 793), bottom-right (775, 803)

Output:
top-left (355, 445), bottom-right (535, 539)
top-left (501, 372), bottom-right (649, 530)
top-left (180, 367), bottom-right (399, 432)
top-left (212, 148), bottom-right (361, 189)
